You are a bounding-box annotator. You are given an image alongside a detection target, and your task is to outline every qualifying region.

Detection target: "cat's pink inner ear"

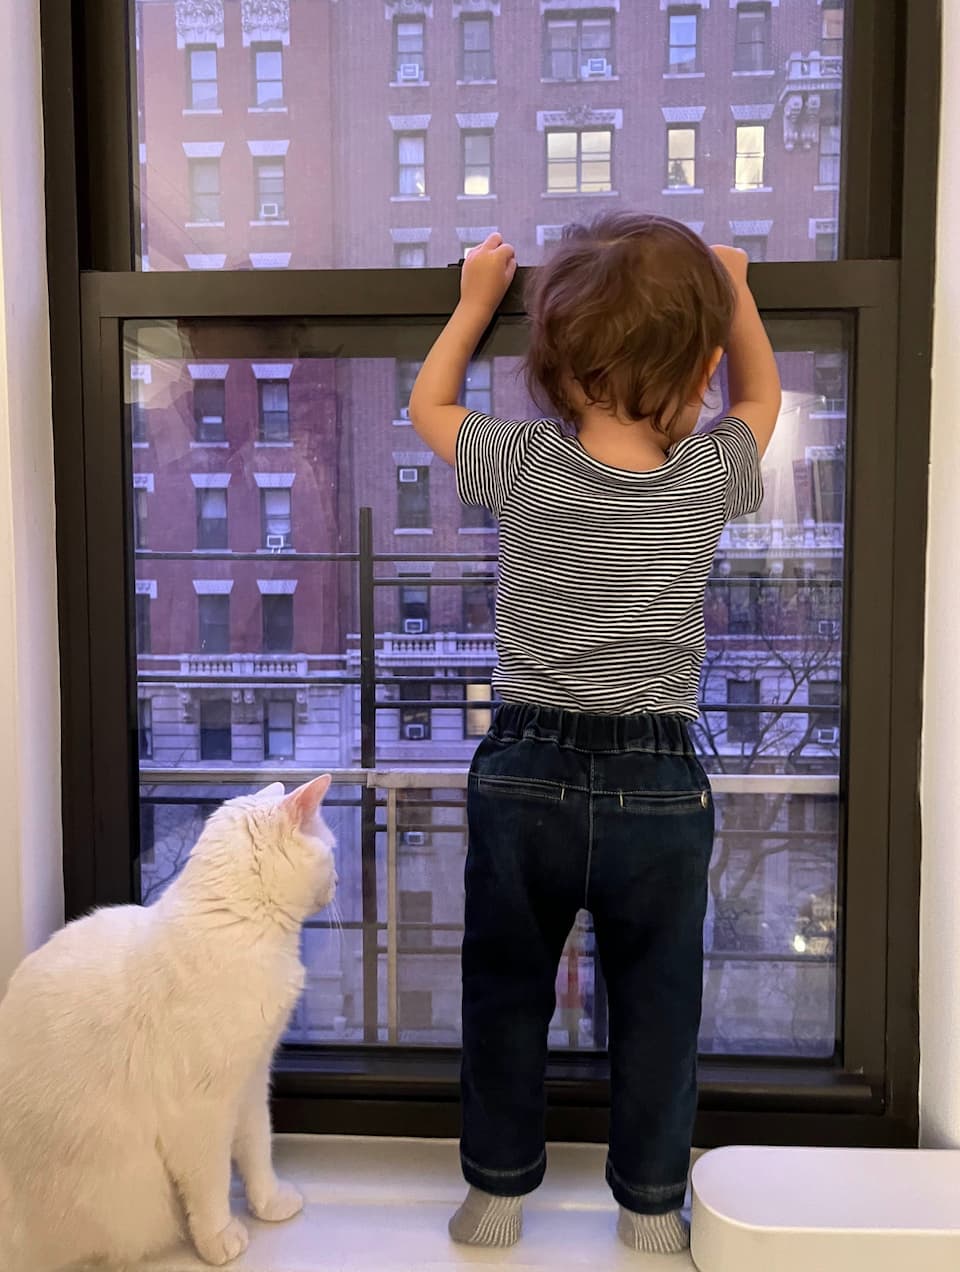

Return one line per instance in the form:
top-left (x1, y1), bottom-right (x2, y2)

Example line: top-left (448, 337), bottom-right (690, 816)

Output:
top-left (282, 774), bottom-right (332, 825)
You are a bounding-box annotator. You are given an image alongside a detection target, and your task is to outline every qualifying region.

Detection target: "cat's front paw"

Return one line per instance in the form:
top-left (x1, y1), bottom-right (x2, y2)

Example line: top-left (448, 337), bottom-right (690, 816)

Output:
top-left (249, 1178), bottom-right (304, 1223)
top-left (193, 1217), bottom-right (250, 1266)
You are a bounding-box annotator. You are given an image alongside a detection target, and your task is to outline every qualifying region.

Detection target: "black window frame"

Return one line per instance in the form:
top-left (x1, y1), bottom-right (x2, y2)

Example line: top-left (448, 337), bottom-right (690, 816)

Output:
top-left (666, 7), bottom-right (700, 75)
top-left (199, 697), bottom-right (232, 761)
top-left (734, 2), bottom-right (772, 74)
top-left (666, 124), bottom-right (697, 190)
top-left (195, 486), bottom-right (228, 550)
top-left (43, 0), bottom-right (935, 1150)
top-left (460, 13), bottom-right (494, 83)
top-left (262, 593), bottom-right (294, 654)
top-left (258, 378), bottom-right (290, 442)
top-left (193, 377), bottom-right (226, 441)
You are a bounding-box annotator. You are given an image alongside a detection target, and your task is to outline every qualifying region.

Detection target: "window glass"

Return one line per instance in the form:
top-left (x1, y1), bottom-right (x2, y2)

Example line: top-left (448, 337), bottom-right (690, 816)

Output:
top-left (133, 1), bottom-right (846, 268)
top-left (667, 127), bottom-right (697, 189)
top-left (129, 316), bottom-right (848, 1057)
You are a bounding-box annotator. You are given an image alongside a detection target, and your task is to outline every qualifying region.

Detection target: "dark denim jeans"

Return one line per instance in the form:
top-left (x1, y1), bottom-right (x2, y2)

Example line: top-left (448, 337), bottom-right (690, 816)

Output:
top-left (459, 703), bottom-right (714, 1215)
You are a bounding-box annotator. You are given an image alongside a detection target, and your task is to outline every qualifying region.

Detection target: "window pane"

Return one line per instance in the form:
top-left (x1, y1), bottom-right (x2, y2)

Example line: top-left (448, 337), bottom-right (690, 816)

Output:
top-left (134, 2), bottom-right (846, 267)
top-left (129, 318), bottom-right (848, 1057)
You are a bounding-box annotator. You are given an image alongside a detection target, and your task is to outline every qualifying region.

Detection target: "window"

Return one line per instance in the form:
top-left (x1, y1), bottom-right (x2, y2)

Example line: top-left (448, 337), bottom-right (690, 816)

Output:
top-left (259, 380), bottom-right (290, 441)
top-left (464, 360), bottom-right (492, 416)
top-left (138, 698), bottom-right (153, 760)
top-left (734, 4), bottom-right (771, 72)
top-left (199, 699), bottom-right (232, 761)
top-left (735, 125), bottom-right (766, 189)
top-left (399, 676), bottom-right (432, 741)
top-left (262, 488), bottom-right (292, 549)
top-left (187, 45), bottom-right (218, 110)
top-left (129, 383), bottom-right (147, 443)
top-left (198, 595), bottom-right (230, 654)
top-left (822, 2), bottom-right (844, 58)
top-left (194, 379), bottom-right (225, 441)
top-left (253, 43), bottom-right (284, 107)
top-left (189, 158), bottom-right (221, 223)
top-left (396, 360), bottom-right (420, 419)
top-left (667, 9), bottom-right (699, 74)
top-left (196, 488), bottom-right (228, 549)
top-left (254, 158), bottom-right (286, 220)
top-left (816, 229), bottom-right (838, 260)
top-left (547, 129), bottom-right (612, 194)
top-left (264, 699), bottom-right (295, 760)
top-left (728, 678), bottom-right (761, 744)
top-left (400, 580), bottom-right (430, 633)
top-left (809, 679), bottom-right (841, 734)
top-left (462, 572), bottom-right (496, 631)
top-left (396, 133), bottom-right (426, 197)
top-left (461, 15), bottom-right (493, 81)
top-left (394, 243), bottom-right (426, 268)
top-left (262, 595), bottom-right (294, 653)
top-left (397, 465), bottom-right (430, 529)
top-left (464, 681), bottom-right (493, 737)
top-left (463, 132), bottom-right (493, 197)
top-left (394, 19), bottom-right (425, 81)
top-left (135, 594), bottom-right (151, 653)
top-left (133, 488), bottom-right (148, 550)
top-left (667, 127), bottom-right (697, 189)
top-left (819, 110), bottom-right (842, 187)
top-left (810, 449), bottom-right (845, 522)
top-left (544, 14), bottom-right (613, 80)
top-left (733, 234), bottom-right (768, 261)
top-left (814, 351), bottom-right (846, 411)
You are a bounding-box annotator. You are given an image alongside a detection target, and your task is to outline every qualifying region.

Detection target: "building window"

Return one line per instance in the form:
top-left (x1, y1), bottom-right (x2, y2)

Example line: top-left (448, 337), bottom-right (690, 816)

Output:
top-left (400, 579), bottom-right (430, 634)
top-left (396, 360), bottom-right (420, 419)
top-left (253, 42), bottom-right (284, 107)
top-left (395, 18), bottom-right (425, 82)
top-left (734, 4), bottom-right (770, 72)
top-left (129, 382), bottom-right (147, 443)
top-left (394, 243), bottom-right (426, 268)
top-left (463, 131), bottom-right (493, 196)
top-left (397, 465), bottom-right (430, 529)
top-left (187, 44), bottom-right (218, 110)
top-left (196, 488), bottom-right (228, 549)
top-left (814, 350), bottom-right (846, 411)
top-left (727, 578), bottom-right (760, 634)
top-left (200, 698), bottom-right (232, 761)
top-left (544, 14), bottom-right (613, 81)
top-left (547, 129), bottom-right (612, 195)
top-left (264, 699), bottom-right (295, 760)
top-left (816, 229), bottom-right (838, 261)
top-left (400, 890), bottom-right (433, 950)
top-left (733, 234), bottom-right (767, 261)
top-left (198, 595), bottom-right (230, 654)
top-left (262, 594), bottom-right (294, 653)
top-left (810, 451), bottom-right (845, 522)
top-left (667, 8), bottom-right (699, 74)
top-left (821, 1), bottom-right (844, 59)
top-left (138, 698), bottom-right (153, 760)
top-left (809, 679), bottom-right (841, 736)
top-left (262, 488), bottom-right (292, 549)
top-left (189, 158), bottom-right (221, 223)
top-left (735, 125), bottom-right (766, 190)
top-left (464, 359), bottom-right (492, 416)
top-left (399, 677), bottom-right (432, 741)
top-left (462, 572), bottom-right (495, 631)
top-left (194, 379), bottom-right (225, 441)
top-left (396, 133), bottom-right (426, 197)
top-left (727, 678), bottom-right (760, 744)
top-left (254, 158), bottom-right (286, 220)
top-left (259, 380), bottom-right (290, 441)
top-left (819, 107), bottom-right (842, 187)
top-left (135, 593), bottom-right (152, 653)
top-left (464, 681), bottom-right (493, 737)
top-left (461, 14), bottom-right (493, 81)
top-left (667, 126), bottom-right (697, 188)
top-left (133, 489), bottom-right (149, 550)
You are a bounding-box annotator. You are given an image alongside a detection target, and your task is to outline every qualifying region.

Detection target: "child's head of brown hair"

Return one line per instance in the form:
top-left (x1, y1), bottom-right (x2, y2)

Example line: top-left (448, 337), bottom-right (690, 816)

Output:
top-left (524, 213), bottom-right (735, 434)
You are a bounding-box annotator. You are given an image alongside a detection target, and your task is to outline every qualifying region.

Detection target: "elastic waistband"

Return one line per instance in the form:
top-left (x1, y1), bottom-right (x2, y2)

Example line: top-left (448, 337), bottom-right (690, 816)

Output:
top-left (491, 703), bottom-right (695, 756)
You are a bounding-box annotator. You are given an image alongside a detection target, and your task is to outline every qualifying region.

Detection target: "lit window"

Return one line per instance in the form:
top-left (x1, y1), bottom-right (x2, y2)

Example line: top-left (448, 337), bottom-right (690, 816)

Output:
top-left (253, 43), bottom-right (284, 107)
top-left (667, 9), bottom-right (699, 74)
top-left (735, 125), bottom-right (766, 190)
top-left (667, 127), bottom-right (697, 188)
top-left (547, 129), bottom-right (612, 194)
top-left (397, 133), bottom-right (426, 197)
top-left (187, 45), bottom-right (218, 110)
top-left (463, 131), bottom-right (493, 196)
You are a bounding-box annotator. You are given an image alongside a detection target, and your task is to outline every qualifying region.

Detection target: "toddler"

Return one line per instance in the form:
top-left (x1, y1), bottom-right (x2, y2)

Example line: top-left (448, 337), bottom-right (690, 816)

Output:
top-left (410, 214), bottom-right (781, 1255)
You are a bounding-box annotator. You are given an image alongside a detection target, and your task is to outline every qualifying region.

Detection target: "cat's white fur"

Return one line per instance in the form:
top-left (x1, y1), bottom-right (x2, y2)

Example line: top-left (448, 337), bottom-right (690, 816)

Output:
top-left (0, 775), bottom-right (337, 1271)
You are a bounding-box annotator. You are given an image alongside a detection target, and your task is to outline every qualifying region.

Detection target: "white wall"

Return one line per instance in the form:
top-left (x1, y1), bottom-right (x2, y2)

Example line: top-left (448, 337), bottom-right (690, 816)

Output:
top-left (0, 0), bottom-right (63, 991)
top-left (919, 1), bottom-right (960, 1147)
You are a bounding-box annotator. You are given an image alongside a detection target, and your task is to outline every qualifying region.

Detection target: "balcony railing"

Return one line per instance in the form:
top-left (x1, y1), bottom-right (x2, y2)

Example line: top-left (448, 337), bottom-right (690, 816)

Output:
top-left (346, 631), bottom-right (497, 665)
top-left (719, 519), bottom-right (844, 555)
top-left (783, 50), bottom-right (843, 89)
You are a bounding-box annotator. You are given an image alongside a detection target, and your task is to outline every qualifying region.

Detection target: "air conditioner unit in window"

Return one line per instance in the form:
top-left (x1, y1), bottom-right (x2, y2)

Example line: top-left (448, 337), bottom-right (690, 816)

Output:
top-left (398, 467), bottom-right (419, 483)
top-left (399, 62), bottom-right (423, 82)
top-left (398, 406), bottom-right (411, 420)
top-left (403, 618), bottom-right (427, 635)
top-left (266, 533), bottom-right (291, 552)
top-left (403, 830), bottom-right (427, 848)
top-left (818, 620), bottom-right (840, 637)
top-left (816, 726), bottom-right (840, 745)
top-left (582, 57), bottom-right (612, 78)
top-left (260, 202), bottom-right (281, 219)
top-left (404, 723), bottom-right (427, 741)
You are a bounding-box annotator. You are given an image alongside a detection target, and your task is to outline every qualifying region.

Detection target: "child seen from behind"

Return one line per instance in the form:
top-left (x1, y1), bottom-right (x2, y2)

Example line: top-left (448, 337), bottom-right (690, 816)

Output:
top-left (410, 214), bottom-right (781, 1255)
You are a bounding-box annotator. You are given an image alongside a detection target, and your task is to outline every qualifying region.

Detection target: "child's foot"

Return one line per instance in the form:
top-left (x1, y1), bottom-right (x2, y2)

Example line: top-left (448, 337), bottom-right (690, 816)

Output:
top-left (449, 1186), bottom-right (522, 1247)
top-left (617, 1206), bottom-right (689, 1254)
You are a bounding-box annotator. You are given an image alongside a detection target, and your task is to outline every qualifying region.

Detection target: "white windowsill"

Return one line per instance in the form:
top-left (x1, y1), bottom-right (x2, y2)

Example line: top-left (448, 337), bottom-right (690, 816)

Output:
top-left (662, 187), bottom-right (704, 195)
top-left (250, 220), bottom-right (291, 227)
top-left (542, 190), bottom-right (619, 198)
top-left (390, 196), bottom-right (431, 203)
top-left (190, 441), bottom-right (229, 449)
top-left (248, 106), bottom-right (289, 114)
top-left (456, 79), bottom-right (498, 86)
top-left (730, 186), bottom-right (774, 194)
top-left (540, 76), bottom-right (620, 84)
top-left (394, 528), bottom-right (435, 536)
top-left (663, 71), bottom-right (705, 79)
top-left (457, 193), bottom-right (498, 200)
top-left (132, 441), bottom-right (149, 450)
top-left (458, 526), bottom-right (496, 534)
top-left (255, 441), bottom-right (294, 448)
top-left (391, 418), bottom-right (412, 427)
top-left (732, 69), bottom-right (776, 77)
top-left (185, 221), bottom-right (226, 229)
top-left (389, 80), bottom-right (431, 88)
top-left (100, 1135), bottom-right (694, 1271)
top-left (182, 108), bottom-right (223, 116)
top-left (815, 184), bottom-right (840, 192)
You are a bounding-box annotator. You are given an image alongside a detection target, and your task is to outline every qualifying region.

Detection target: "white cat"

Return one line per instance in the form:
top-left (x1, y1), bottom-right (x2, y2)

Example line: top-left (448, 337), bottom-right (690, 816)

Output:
top-left (0, 775), bottom-right (337, 1271)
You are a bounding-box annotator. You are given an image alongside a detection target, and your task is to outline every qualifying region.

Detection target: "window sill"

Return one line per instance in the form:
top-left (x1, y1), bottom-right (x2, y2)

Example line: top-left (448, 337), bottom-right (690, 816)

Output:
top-left (393, 528), bottom-right (435, 536)
top-left (662, 187), bottom-right (704, 195)
top-left (255, 441), bottom-right (294, 448)
top-left (390, 196), bottom-right (431, 203)
top-left (132, 441), bottom-right (149, 450)
top-left (185, 221), bottom-right (226, 229)
top-left (815, 184), bottom-right (841, 192)
top-left (190, 441), bottom-right (229, 449)
top-left (392, 418), bottom-right (413, 427)
top-left (248, 105), bottom-right (289, 114)
top-left (456, 193), bottom-right (498, 201)
top-left (540, 76), bottom-right (620, 84)
top-left (389, 80), bottom-right (431, 88)
top-left (458, 526), bottom-right (496, 535)
top-left (663, 71), bottom-right (705, 79)
top-left (182, 108), bottom-right (223, 116)
top-left (732, 69), bottom-right (776, 77)
top-left (731, 186), bottom-right (774, 194)
top-left (456, 79), bottom-right (498, 87)
top-left (542, 190), bottom-right (619, 198)
top-left (250, 219), bottom-right (291, 227)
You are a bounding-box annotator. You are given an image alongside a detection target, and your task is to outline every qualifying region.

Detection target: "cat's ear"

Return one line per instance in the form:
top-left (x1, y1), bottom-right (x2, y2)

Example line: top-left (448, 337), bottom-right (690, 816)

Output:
top-left (281, 774), bottom-right (332, 826)
top-left (256, 782), bottom-right (287, 802)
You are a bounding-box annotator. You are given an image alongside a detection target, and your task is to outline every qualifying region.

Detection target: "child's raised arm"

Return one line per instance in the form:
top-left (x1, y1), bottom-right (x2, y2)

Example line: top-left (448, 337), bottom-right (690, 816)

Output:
top-left (711, 245), bottom-right (782, 457)
top-left (409, 234), bottom-right (517, 465)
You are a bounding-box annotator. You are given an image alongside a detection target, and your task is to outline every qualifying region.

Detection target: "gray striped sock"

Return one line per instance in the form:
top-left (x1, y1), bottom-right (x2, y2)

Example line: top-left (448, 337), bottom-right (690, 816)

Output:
top-left (617, 1206), bottom-right (690, 1254)
top-left (449, 1187), bottom-right (523, 1247)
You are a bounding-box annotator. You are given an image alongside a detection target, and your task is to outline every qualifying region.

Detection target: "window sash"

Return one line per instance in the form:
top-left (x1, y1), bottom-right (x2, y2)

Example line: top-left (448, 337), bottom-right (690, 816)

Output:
top-left (259, 380), bottom-right (290, 440)
top-left (668, 11), bottom-right (699, 73)
top-left (462, 16), bottom-right (493, 79)
top-left (254, 44), bottom-right (284, 106)
top-left (188, 45), bottom-right (218, 110)
top-left (397, 134), bottom-right (426, 196)
top-left (735, 125), bottom-right (766, 189)
top-left (735, 6), bottom-right (770, 72)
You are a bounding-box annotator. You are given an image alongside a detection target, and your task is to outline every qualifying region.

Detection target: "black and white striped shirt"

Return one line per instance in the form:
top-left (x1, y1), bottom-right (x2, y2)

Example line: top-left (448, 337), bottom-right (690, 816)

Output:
top-left (456, 412), bottom-right (763, 719)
